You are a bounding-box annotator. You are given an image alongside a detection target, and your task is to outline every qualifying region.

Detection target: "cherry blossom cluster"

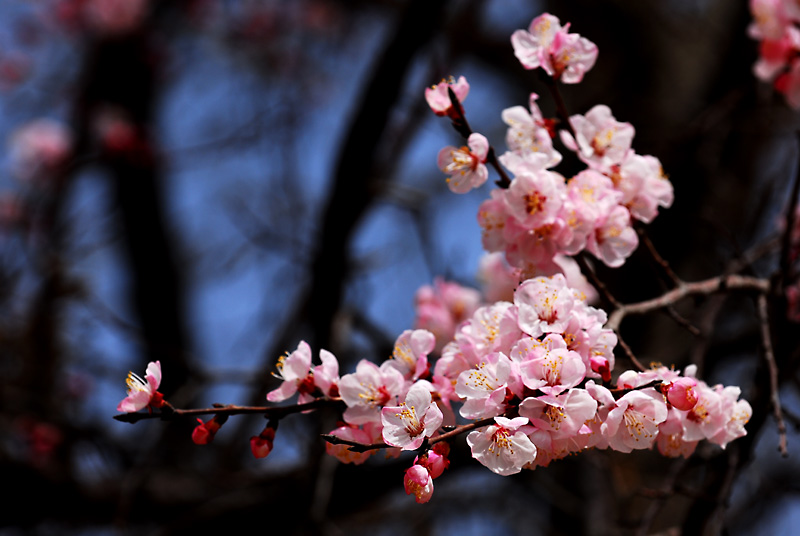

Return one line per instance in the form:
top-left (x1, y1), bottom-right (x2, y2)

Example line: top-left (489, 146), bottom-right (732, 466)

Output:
top-left (748, 0), bottom-right (800, 108)
top-left (114, 12), bottom-right (753, 506)
top-left (433, 16), bottom-right (673, 278)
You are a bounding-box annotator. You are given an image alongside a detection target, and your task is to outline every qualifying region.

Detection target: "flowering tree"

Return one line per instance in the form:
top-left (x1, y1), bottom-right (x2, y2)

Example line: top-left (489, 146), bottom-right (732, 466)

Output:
top-left (3, 1), bottom-right (800, 535)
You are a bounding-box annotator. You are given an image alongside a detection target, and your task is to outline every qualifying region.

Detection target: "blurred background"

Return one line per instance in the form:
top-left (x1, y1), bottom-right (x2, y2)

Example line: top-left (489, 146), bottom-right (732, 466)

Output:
top-left (2, 0), bottom-right (800, 534)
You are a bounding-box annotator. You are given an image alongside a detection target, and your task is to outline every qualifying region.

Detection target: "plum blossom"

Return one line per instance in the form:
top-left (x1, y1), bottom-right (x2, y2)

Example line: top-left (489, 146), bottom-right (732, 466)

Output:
top-left (117, 361), bottom-right (164, 413)
top-left (602, 389), bottom-right (668, 452)
top-left (501, 93), bottom-right (561, 169)
top-left (339, 360), bottom-right (406, 425)
top-left (560, 105), bottom-right (635, 172)
top-left (511, 13), bottom-right (598, 83)
top-left (325, 425), bottom-right (374, 465)
top-left (381, 380), bottom-right (443, 450)
top-left (267, 341), bottom-right (315, 403)
top-left (438, 133), bottom-right (490, 193)
top-left (425, 76), bottom-right (469, 118)
top-left (415, 279), bottom-right (482, 351)
top-left (466, 416), bottom-right (537, 475)
top-left (387, 329), bottom-right (435, 381)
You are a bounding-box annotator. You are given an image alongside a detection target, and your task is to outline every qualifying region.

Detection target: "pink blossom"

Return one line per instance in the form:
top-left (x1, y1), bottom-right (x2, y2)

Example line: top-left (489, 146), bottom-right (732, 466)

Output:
top-left (561, 105), bottom-right (635, 172)
top-left (387, 329), bottom-right (435, 380)
top-left (85, 0), bottom-right (149, 35)
top-left (511, 13), bottom-right (598, 83)
top-left (116, 361), bottom-right (164, 413)
top-left (455, 351), bottom-right (514, 419)
top-left (612, 153), bottom-right (674, 223)
top-left (602, 389), bottom-right (668, 453)
top-left (501, 93), bottom-right (562, 169)
top-left (425, 76), bottom-right (469, 118)
top-left (586, 205), bottom-right (638, 268)
top-left (478, 252), bottom-right (522, 303)
top-left (438, 133), bottom-right (490, 193)
top-left (709, 386), bottom-right (752, 448)
top-left (313, 349), bottom-right (340, 398)
top-left (339, 360), bottom-right (406, 425)
top-left (503, 169), bottom-right (566, 230)
top-left (519, 389), bottom-right (597, 439)
top-left (381, 380), bottom-right (443, 450)
top-left (656, 408), bottom-right (698, 458)
top-left (454, 301), bottom-right (522, 366)
top-left (516, 335), bottom-right (586, 396)
top-left (404, 464), bottom-right (434, 503)
top-left (681, 382), bottom-right (726, 442)
top-left (415, 443), bottom-right (450, 478)
top-left (266, 341), bottom-right (315, 403)
top-left (466, 416), bottom-right (537, 476)
top-left (514, 274), bottom-right (576, 337)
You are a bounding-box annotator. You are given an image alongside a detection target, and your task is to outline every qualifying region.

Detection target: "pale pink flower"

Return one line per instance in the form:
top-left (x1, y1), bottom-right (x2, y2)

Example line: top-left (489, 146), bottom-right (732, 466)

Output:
top-left (404, 464), bottom-right (434, 503)
top-left (503, 169), bottom-right (566, 230)
top-left (681, 382), bottom-right (726, 442)
top-left (267, 341), bottom-right (315, 403)
top-left (602, 389), bottom-right (668, 453)
top-left (519, 389), bottom-right (597, 439)
top-left (518, 341), bottom-right (586, 396)
top-left (438, 133), bottom-right (490, 193)
top-left (381, 380), bottom-right (443, 450)
top-left (561, 105), bottom-right (635, 171)
top-left (514, 274), bottom-right (576, 337)
top-left (709, 386), bottom-right (752, 448)
top-left (586, 205), bottom-right (638, 268)
top-left (656, 408), bottom-right (698, 458)
top-left (501, 93), bottom-right (561, 169)
top-left (453, 301), bottom-right (522, 366)
top-left (117, 361), bottom-right (163, 413)
top-left (455, 351), bottom-right (514, 419)
top-left (313, 349), bottom-right (340, 398)
top-left (339, 360), bottom-right (406, 425)
top-left (388, 329), bottom-right (435, 380)
top-left (612, 153), bottom-right (674, 223)
top-left (749, 0), bottom-right (792, 40)
top-left (511, 13), bottom-right (598, 83)
top-left (466, 416), bottom-right (537, 476)
top-left (425, 76), bottom-right (469, 117)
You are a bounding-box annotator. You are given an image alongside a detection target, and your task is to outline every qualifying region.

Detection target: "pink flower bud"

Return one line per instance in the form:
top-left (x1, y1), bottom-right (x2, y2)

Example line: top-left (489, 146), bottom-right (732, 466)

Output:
top-left (192, 416), bottom-right (226, 445)
top-left (404, 464), bottom-right (434, 504)
top-left (589, 356), bottom-right (612, 383)
top-left (665, 377), bottom-right (698, 411)
top-left (250, 423), bottom-right (278, 459)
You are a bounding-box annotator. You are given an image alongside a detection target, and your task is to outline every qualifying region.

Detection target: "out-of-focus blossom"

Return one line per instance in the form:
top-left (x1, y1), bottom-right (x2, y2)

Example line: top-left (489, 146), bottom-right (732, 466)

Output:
top-left (438, 133), bottom-right (490, 193)
top-left (9, 119), bottom-right (73, 183)
top-left (425, 76), bottom-right (469, 118)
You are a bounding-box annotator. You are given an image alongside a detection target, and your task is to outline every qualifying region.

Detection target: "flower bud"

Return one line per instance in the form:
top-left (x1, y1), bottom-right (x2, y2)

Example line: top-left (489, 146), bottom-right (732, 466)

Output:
top-left (250, 420), bottom-right (278, 459)
top-left (665, 377), bottom-right (698, 411)
top-left (192, 414), bottom-right (228, 445)
top-left (404, 464), bottom-right (434, 504)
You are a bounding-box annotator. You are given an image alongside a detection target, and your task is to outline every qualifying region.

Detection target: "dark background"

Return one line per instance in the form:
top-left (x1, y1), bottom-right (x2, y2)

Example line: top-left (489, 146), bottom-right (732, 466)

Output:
top-left (1, 1), bottom-right (799, 534)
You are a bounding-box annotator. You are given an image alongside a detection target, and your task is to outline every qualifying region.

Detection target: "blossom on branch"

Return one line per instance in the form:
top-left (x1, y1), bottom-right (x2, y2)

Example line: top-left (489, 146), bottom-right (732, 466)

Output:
top-left (425, 75), bottom-right (469, 118)
top-left (381, 380), bottom-right (443, 450)
top-left (116, 361), bottom-right (164, 413)
top-left (437, 133), bottom-right (489, 193)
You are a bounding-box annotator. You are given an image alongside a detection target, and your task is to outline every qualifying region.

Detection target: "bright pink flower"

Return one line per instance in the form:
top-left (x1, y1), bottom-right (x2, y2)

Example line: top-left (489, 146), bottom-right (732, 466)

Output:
top-left (425, 76), bottom-right (469, 118)
top-left (466, 416), bottom-right (537, 475)
top-left (116, 361), bottom-right (164, 413)
top-left (415, 443), bottom-right (450, 479)
top-left (381, 380), bottom-right (443, 450)
top-left (438, 133), bottom-right (490, 193)
top-left (404, 464), bottom-right (434, 503)
top-left (511, 13), bottom-right (598, 83)
top-left (665, 377), bottom-right (699, 411)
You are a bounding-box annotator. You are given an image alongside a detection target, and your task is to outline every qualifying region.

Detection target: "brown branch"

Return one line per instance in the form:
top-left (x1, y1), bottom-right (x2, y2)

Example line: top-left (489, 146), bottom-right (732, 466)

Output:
top-left (636, 224), bottom-right (681, 288)
top-left (756, 293), bottom-right (789, 457)
top-left (113, 397), bottom-right (345, 424)
top-left (576, 253), bottom-right (622, 310)
top-left (321, 416), bottom-right (497, 453)
top-left (607, 274), bottom-right (770, 332)
top-left (446, 86), bottom-right (512, 188)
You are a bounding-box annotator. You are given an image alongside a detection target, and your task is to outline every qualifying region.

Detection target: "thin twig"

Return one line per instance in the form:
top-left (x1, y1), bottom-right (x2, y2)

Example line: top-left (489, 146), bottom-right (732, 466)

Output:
top-left (576, 253), bottom-right (622, 310)
top-left (113, 397), bottom-right (345, 424)
top-left (446, 86), bottom-right (512, 188)
top-left (607, 274), bottom-right (770, 332)
top-left (636, 224), bottom-right (681, 288)
top-left (756, 293), bottom-right (789, 457)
